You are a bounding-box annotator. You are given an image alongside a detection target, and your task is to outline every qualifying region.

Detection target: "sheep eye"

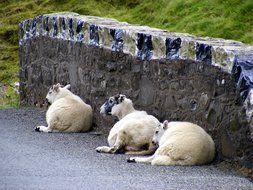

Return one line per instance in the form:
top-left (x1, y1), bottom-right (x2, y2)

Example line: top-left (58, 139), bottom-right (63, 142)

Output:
top-left (49, 91), bottom-right (52, 94)
top-left (155, 131), bottom-right (159, 134)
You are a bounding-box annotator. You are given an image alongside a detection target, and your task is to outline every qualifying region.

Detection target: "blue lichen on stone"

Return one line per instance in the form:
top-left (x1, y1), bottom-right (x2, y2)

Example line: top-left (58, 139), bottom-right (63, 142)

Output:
top-left (76, 20), bottom-right (84, 42)
top-left (60, 17), bottom-right (66, 39)
top-left (166, 37), bottom-right (181, 60)
top-left (68, 18), bottom-right (74, 40)
top-left (62, 18), bottom-right (66, 30)
top-left (36, 16), bottom-right (43, 36)
top-left (89, 24), bottom-right (99, 46)
top-left (44, 16), bottom-right (49, 33)
top-left (110, 29), bottom-right (123, 52)
top-left (232, 54), bottom-right (253, 101)
top-left (196, 43), bottom-right (212, 64)
top-left (137, 33), bottom-right (153, 60)
top-left (24, 20), bottom-right (31, 39)
top-left (31, 18), bottom-right (37, 37)
top-left (52, 17), bottom-right (58, 37)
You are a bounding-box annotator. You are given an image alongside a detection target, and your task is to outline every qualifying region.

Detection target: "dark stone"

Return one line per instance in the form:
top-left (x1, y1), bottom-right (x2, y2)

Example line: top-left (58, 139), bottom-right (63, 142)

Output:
top-left (90, 24), bottom-right (99, 46)
top-left (110, 29), bottom-right (123, 52)
top-left (190, 99), bottom-right (197, 111)
top-left (24, 19), bottom-right (31, 39)
top-left (76, 20), bottom-right (83, 33)
top-left (76, 20), bottom-right (84, 42)
top-left (142, 61), bottom-right (151, 73)
top-left (31, 18), bottom-right (37, 36)
top-left (220, 129), bottom-right (236, 158)
top-left (196, 43), bottom-right (212, 64)
top-left (44, 16), bottom-right (49, 32)
top-left (131, 74), bottom-right (140, 91)
top-left (106, 61), bottom-right (117, 72)
top-left (230, 116), bottom-right (241, 132)
top-left (62, 18), bottom-right (66, 30)
top-left (206, 107), bottom-right (217, 124)
top-left (68, 18), bottom-right (74, 40)
top-left (138, 75), bottom-right (155, 106)
top-left (232, 54), bottom-right (253, 102)
top-left (60, 17), bottom-right (67, 39)
top-left (52, 17), bottom-right (58, 37)
top-left (170, 81), bottom-right (180, 91)
top-left (137, 33), bottom-right (153, 61)
top-left (165, 94), bottom-right (177, 109)
top-left (106, 76), bottom-right (118, 88)
top-left (131, 62), bottom-right (141, 73)
top-left (166, 37), bottom-right (181, 60)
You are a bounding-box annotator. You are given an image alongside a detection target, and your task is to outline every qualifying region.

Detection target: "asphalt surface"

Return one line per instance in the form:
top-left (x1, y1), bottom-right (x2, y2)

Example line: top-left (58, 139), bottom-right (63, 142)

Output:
top-left (0, 108), bottom-right (252, 190)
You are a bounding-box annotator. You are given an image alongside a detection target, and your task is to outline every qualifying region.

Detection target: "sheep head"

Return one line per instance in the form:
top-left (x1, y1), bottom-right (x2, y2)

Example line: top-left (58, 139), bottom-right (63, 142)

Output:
top-left (46, 83), bottom-right (71, 104)
top-left (100, 94), bottom-right (126, 116)
top-left (151, 120), bottom-right (169, 147)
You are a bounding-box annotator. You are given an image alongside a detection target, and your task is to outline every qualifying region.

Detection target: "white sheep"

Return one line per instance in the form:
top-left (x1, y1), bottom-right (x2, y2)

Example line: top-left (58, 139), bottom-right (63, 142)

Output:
top-left (128, 120), bottom-right (215, 165)
top-left (35, 83), bottom-right (93, 133)
top-left (96, 94), bottom-right (160, 155)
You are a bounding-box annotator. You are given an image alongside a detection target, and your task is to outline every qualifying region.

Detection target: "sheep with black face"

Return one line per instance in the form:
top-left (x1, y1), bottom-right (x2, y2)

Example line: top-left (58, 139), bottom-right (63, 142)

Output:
top-left (35, 83), bottom-right (93, 133)
top-left (96, 94), bottom-right (160, 155)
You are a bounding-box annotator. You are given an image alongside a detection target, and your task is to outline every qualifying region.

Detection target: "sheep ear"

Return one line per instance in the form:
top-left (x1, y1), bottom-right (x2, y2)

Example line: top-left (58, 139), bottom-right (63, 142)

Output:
top-left (114, 94), bottom-right (120, 102)
top-left (63, 84), bottom-right (71, 90)
top-left (119, 94), bottom-right (126, 103)
top-left (163, 120), bottom-right (169, 130)
top-left (53, 84), bottom-right (60, 92)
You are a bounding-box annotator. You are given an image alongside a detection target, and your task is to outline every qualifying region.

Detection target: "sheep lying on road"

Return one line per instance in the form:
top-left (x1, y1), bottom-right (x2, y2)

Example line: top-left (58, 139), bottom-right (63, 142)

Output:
top-left (128, 120), bottom-right (215, 165)
top-left (35, 83), bottom-right (93, 133)
top-left (96, 94), bottom-right (160, 155)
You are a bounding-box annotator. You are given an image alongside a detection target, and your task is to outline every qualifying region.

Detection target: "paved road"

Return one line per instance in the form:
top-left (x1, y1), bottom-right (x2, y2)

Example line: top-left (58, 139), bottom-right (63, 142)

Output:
top-left (0, 108), bottom-right (252, 190)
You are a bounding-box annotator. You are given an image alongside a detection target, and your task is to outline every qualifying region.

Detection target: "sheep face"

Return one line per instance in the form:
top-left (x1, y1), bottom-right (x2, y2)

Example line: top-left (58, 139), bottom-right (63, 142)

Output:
top-left (100, 94), bottom-right (126, 116)
top-left (152, 120), bottom-right (169, 146)
top-left (46, 83), bottom-right (71, 104)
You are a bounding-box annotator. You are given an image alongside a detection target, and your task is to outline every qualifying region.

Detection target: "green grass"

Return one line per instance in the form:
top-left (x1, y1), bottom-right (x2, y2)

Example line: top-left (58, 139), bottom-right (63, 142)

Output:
top-left (0, 0), bottom-right (252, 108)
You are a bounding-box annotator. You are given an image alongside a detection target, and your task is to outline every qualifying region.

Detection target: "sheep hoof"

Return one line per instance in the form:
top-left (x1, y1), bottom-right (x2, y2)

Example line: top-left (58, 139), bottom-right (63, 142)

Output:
top-left (127, 158), bottom-right (136, 163)
top-left (95, 147), bottom-right (103, 153)
top-left (35, 126), bottom-right (41, 132)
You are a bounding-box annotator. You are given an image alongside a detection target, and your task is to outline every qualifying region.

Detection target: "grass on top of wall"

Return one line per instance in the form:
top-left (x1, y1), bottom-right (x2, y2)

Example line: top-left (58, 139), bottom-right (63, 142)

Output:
top-left (0, 0), bottom-right (252, 108)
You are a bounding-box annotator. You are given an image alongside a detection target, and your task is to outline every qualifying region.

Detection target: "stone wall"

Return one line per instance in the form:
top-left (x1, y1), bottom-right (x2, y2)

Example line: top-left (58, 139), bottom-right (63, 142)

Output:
top-left (19, 13), bottom-right (252, 176)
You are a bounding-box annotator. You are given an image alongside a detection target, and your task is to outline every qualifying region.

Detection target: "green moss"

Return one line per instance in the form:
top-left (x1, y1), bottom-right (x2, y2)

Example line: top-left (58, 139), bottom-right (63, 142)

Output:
top-left (0, 0), bottom-right (252, 108)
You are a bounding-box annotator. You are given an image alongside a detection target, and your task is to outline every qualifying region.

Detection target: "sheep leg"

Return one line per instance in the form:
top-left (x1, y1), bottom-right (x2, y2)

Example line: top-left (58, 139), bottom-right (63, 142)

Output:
top-left (127, 154), bottom-right (155, 164)
top-left (151, 155), bottom-right (180, 166)
top-left (95, 144), bottom-right (123, 154)
top-left (125, 143), bottom-right (157, 155)
top-left (96, 134), bottom-right (124, 154)
top-left (35, 125), bottom-right (53, 133)
top-left (125, 148), bottom-right (156, 155)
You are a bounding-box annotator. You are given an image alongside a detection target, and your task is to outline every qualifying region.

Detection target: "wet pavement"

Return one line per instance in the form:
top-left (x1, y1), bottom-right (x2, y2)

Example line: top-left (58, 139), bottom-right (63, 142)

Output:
top-left (0, 108), bottom-right (252, 190)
